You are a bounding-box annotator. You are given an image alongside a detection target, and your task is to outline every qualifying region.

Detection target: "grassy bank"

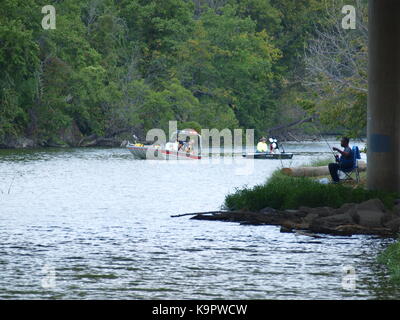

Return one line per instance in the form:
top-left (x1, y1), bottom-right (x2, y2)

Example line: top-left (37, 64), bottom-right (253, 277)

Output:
top-left (305, 156), bottom-right (332, 167)
top-left (378, 241), bottom-right (400, 283)
top-left (224, 170), bottom-right (398, 212)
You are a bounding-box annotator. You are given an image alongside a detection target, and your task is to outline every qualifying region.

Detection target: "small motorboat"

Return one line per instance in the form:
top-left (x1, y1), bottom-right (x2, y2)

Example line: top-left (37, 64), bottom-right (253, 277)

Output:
top-left (242, 136), bottom-right (293, 159)
top-left (242, 152), bottom-right (294, 159)
top-left (127, 129), bottom-right (202, 160)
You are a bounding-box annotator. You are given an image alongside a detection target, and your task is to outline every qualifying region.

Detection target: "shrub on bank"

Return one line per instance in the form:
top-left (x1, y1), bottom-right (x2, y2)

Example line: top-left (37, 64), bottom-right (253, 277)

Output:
top-left (306, 156), bottom-right (333, 167)
top-left (224, 171), bottom-right (399, 211)
top-left (378, 241), bottom-right (400, 283)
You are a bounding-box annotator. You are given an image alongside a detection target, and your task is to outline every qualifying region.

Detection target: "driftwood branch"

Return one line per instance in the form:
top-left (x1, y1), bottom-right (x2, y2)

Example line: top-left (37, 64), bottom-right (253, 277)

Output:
top-left (287, 132), bottom-right (301, 142)
top-left (171, 211), bottom-right (225, 218)
top-left (268, 116), bottom-right (314, 134)
top-left (105, 127), bottom-right (132, 138)
top-left (171, 210), bottom-right (255, 218)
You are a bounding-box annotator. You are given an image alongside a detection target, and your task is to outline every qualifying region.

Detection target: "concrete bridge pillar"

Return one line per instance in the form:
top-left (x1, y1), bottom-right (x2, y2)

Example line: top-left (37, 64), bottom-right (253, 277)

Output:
top-left (367, 0), bottom-right (400, 192)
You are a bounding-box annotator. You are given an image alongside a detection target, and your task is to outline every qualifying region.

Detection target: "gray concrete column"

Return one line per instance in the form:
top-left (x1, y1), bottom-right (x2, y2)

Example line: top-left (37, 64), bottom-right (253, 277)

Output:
top-left (367, 0), bottom-right (400, 192)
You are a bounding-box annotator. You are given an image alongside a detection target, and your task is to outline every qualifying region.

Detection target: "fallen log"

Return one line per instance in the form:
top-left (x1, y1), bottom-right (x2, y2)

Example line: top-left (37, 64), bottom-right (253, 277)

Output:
top-left (281, 161), bottom-right (366, 177)
top-left (171, 211), bottom-right (225, 218)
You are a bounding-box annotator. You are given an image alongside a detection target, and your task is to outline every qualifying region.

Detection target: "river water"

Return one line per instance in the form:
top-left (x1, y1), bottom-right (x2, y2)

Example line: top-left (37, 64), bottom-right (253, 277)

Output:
top-left (0, 142), bottom-right (399, 299)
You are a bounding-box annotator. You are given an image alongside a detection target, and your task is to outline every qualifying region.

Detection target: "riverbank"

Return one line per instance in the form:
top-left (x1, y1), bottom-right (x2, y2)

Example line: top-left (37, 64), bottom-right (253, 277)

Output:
top-left (0, 133), bottom-right (124, 149)
top-left (186, 165), bottom-right (400, 238)
top-left (0, 132), bottom-right (354, 150)
top-left (378, 241), bottom-right (400, 283)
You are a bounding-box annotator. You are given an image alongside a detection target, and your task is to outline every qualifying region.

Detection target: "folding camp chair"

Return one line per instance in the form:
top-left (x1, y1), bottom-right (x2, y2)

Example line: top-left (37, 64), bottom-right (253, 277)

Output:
top-left (339, 146), bottom-right (361, 183)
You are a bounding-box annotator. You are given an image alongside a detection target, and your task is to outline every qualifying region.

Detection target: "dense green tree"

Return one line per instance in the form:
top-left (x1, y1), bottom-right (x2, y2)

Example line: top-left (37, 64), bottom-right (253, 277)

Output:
top-left (175, 6), bottom-right (280, 135)
top-left (0, 0), bottom-right (41, 141)
top-left (302, 0), bottom-right (368, 138)
top-left (0, 0), bottom-right (367, 147)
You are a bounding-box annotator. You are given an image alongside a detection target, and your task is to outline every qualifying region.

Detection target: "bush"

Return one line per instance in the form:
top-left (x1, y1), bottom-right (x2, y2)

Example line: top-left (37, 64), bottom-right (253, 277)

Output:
top-left (306, 156), bottom-right (333, 167)
top-left (378, 241), bottom-right (400, 283)
top-left (224, 171), bottom-right (399, 211)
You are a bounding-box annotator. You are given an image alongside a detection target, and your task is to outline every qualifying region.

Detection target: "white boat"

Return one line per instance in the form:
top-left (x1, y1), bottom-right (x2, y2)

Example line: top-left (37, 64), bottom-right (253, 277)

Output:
top-left (127, 129), bottom-right (202, 160)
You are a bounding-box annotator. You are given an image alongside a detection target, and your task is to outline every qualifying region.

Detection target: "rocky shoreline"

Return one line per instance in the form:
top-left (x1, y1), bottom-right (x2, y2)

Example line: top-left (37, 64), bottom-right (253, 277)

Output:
top-left (189, 199), bottom-right (400, 238)
top-left (0, 120), bottom-right (138, 149)
top-left (0, 133), bottom-right (125, 149)
top-left (0, 131), bottom-right (344, 150)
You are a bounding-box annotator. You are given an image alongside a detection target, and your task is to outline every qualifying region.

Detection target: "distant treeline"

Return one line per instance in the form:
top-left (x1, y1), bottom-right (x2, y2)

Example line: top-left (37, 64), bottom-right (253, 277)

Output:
top-left (0, 0), bottom-right (367, 148)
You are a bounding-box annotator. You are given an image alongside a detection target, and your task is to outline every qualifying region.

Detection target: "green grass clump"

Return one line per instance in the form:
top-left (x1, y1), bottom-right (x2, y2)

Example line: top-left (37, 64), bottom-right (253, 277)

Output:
top-left (306, 156), bottom-right (333, 167)
top-left (378, 241), bottom-right (400, 283)
top-left (224, 171), bottom-right (399, 211)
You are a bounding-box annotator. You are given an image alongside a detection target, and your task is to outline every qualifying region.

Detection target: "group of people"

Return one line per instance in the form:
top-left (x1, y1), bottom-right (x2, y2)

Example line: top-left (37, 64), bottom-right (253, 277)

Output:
top-left (165, 136), bottom-right (194, 153)
top-left (178, 137), bottom-right (193, 153)
top-left (256, 137), bottom-right (280, 154)
top-left (256, 134), bottom-right (356, 184)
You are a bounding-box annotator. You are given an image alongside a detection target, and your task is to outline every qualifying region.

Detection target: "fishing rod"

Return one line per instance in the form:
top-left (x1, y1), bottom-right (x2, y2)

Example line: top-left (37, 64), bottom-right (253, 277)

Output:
top-left (277, 139), bottom-right (286, 168)
top-left (322, 134), bottom-right (336, 158)
top-left (267, 136), bottom-right (286, 168)
top-left (279, 140), bottom-right (286, 153)
top-left (311, 123), bottom-right (338, 159)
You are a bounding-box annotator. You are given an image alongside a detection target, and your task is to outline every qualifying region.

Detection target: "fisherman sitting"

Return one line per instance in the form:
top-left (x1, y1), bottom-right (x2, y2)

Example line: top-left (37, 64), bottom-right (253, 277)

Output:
top-left (328, 137), bottom-right (353, 183)
top-left (256, 137), bottom-right (268, 153)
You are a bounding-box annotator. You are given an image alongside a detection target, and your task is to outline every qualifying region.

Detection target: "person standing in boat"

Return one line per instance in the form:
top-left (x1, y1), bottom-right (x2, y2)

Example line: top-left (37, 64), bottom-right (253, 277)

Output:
top-left (256, 137), bottom-right (268, 153)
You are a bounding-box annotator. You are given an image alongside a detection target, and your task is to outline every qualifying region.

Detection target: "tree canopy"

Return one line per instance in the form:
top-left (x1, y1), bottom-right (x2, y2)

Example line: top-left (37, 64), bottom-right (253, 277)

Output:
top-left (0, 0), bottom-right (367, 147)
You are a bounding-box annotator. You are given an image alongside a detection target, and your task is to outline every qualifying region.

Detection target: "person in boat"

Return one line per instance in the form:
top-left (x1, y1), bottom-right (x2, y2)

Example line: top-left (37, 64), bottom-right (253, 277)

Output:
top-left (184, 137), bottom-right (196, 153)
top-left (269, 138), bottom-right (279, 154)
top-left (178, 136), bottom-right (191, 152)
top-left (328, 137), bottom-right (353, 183)
top-left (256, 137), bottom-right (268, 153)
top-left (178, 140), bottom-right (184, 151)
top-left (186, 140), bottom-right (195, 153)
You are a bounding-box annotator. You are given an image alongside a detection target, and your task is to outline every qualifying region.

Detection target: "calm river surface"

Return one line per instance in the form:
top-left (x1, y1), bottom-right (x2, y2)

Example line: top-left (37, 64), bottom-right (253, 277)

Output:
top-left (0, 142), bottom-right (399, 299)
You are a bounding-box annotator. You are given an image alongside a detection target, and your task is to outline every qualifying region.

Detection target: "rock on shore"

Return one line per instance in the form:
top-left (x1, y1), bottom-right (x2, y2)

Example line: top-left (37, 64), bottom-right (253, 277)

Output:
top-left (191, 199), bottom-right (400, 237)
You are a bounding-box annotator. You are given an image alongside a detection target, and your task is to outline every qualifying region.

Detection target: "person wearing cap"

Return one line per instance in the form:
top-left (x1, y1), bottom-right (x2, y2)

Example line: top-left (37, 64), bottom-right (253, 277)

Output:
top-left (256, 137), bottom-right (268, 153)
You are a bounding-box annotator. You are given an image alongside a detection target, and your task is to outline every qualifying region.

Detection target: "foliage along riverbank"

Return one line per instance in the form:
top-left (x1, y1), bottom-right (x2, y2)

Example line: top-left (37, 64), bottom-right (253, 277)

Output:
top-left (378, 241), bottom-right (400, 284)
top-left (1, 0), bottom-right (368, 149)
top-left (223, 170), bottom-right (397, 212)
top-left (188, 159), bottom-right (400, 237)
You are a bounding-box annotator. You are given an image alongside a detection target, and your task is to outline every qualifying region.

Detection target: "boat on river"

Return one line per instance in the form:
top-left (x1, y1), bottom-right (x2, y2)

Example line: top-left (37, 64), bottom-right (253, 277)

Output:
top-left (242, 137), bottom-right (293, 159)
top-left (242, 152), bottom-right (294, 159)
top-left (127, 129), bottom-right (202, 160)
